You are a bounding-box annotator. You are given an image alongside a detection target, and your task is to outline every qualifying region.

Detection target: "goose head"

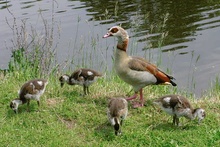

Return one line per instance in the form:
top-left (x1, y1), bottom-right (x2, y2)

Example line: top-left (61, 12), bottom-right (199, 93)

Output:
top-left (103, 26), bottom-right (129, 41)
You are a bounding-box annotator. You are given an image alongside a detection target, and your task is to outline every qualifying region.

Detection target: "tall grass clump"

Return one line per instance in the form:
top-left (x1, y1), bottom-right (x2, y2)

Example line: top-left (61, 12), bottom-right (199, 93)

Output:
top-left (185, 51), bottom-right (201, 96)
top-left (150, 13), bottom-right (169, 66)
top-left (64, 16), bottom-right (108, 73)
top-left (5, 1), bottom-right (60, 80)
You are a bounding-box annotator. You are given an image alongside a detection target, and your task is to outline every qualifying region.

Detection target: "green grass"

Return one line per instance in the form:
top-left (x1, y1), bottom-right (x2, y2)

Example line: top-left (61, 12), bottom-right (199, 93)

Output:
top-left (0, 70), bottom-right (220, 147)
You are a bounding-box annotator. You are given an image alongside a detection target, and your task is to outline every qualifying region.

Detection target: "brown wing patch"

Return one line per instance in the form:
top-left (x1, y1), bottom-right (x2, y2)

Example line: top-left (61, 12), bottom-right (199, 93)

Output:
top-left (128, 57), bottom-right (173, 84)
top-left (71, 68), bottom-right (102, 81)
top-left (128, 58), bottom-right (151, 72)
top-left (71, 69), bottom-right (81, 79)
top-left (178, 96), bottom-right (193, 110)
top-left (154, 70), bottom-right (171, 84)
top-left (26, 83), bottom-right (38, 94)
top-left (132, 56), bottom-right (156, 68)
top-left (19, 82), bottom-right (36, 99)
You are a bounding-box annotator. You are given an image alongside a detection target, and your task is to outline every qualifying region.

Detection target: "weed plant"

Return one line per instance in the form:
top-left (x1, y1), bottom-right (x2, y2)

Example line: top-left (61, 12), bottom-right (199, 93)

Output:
top-left (5, 1), bottom-right (60, 79)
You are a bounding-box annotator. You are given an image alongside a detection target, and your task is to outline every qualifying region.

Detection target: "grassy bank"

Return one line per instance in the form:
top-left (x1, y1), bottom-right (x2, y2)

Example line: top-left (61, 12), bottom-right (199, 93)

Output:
top-left (0, 70), bottom-right (220, 147)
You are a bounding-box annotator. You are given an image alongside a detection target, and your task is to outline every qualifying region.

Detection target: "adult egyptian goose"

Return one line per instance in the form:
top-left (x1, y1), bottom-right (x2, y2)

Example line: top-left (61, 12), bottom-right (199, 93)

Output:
top-left (107, 97), bottom-right (128, 135)
top-left (103, 26), bottom-right (176, 108)
top-left (59, 68), bottom-right (103, 95)
top-left (153, 94), bottom-right (206, 126)
top-left (10, 79), bottom-right (48, 113)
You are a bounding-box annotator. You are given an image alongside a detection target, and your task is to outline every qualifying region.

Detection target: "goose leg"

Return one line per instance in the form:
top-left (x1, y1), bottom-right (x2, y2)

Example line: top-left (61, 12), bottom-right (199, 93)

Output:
top-left (27, 99), bottom-right (30, 112)
top-left (173, 115), bottom-right (176, 125)
top-left (126, 92), bottom-right (138, 101)
top-left (120, 119), bottom-right (123, 127)
top-left (37, 100), bottom-right (40, 107)
top-left (36, 100), bottom-right (40, 112)
top-left (83, 85), bottom-right (87, 95)
top-left (132, 89), bottom-right (144, 108)
top-left (86, 86), bottom-right (90, 95)
top-left (176, 117), bottom-right (180, 126)
top-left (139, 88), bottom-right (144, 105)
top-left (173, 115), bottom-right (180, 126)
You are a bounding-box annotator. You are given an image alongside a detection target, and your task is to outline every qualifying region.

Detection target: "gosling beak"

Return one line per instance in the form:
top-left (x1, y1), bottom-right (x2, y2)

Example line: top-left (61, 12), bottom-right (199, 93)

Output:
top-left (13, 109), bottom-right (17, 114)
top-left (60, 82), bottom-right (64, 87)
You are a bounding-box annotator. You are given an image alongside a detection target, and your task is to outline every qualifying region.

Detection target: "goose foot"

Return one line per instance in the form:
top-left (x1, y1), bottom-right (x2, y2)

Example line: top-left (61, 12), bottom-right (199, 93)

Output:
top-left (132, 101), bottom-right (144, 108)
top-left (126, 94), bottom-right (138, 101)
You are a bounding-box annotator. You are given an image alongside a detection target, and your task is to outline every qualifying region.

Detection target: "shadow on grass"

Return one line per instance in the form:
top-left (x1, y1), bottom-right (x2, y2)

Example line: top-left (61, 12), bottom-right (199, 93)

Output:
top-left (91, 97), bottom-right (108, 107)
top-left (152, 122), bottom-right (198, 131)
top-left (94, 121), bottom-right (116, 141)
top-left (61, 90), bottom-right (81, 98)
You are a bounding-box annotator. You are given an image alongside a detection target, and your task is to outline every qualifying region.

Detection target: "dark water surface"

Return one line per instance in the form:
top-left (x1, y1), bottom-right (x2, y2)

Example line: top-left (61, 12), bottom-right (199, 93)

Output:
top-left (1, 0), bottom-right (220, 96)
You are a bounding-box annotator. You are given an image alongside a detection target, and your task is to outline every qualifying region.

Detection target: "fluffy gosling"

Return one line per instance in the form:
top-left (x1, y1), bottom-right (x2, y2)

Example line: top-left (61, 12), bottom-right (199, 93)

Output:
top-left (107, 97), bottom-right (128, 135)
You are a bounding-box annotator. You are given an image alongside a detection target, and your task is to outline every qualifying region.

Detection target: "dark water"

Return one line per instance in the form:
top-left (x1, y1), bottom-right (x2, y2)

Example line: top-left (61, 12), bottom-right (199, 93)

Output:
top-left (1, 0), bottom-right (220, 96)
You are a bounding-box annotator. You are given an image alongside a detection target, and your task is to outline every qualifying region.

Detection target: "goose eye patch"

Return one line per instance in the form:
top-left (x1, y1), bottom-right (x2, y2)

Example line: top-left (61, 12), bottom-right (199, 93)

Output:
top-left (111, 28), bottom-right (118, 33)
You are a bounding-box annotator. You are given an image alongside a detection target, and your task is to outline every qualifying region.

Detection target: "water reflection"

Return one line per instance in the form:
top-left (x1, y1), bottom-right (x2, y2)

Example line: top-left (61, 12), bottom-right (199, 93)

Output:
top-left (2, 0), bottom-right (220, 50)
top-left (0, 0), bottom-right (11, 9)
top-left (68, 0), bottom-right (220, 53)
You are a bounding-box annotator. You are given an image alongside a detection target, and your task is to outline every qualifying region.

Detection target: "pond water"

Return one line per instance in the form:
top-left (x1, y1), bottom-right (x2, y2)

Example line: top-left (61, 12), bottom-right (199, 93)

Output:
top-left (0, 0), bottom-right (220, 97)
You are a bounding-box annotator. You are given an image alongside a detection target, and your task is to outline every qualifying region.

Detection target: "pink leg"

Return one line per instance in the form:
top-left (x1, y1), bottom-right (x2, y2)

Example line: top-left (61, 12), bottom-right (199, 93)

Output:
top-left (132, 89), bottom-right (144, 108)
top-left (126, 93), bottom-right (138, 101)
top-left (139, 89), bottom-right (144, 104)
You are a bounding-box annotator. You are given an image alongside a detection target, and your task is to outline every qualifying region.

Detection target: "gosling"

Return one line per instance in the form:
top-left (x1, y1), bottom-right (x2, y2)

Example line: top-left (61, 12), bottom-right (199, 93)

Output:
top-left (153, 94), bottom-right (205, 126)
top-left (10, 79), bottom-right (48, 113)
top-left (107, 97), bottom-right (128, 135)
top-left (59, 68), bottom-right (102, 95)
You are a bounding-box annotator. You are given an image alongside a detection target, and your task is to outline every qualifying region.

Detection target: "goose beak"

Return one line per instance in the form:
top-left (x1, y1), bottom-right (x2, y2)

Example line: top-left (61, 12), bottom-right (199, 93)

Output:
top-left (103, 33), bottom-right (111, 38)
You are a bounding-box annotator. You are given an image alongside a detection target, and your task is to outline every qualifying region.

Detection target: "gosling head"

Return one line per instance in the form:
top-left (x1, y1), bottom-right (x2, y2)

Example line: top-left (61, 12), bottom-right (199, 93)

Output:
top-left (194, 108), bottom-right (206, 124)
top-left (10, 99), bottom-right (22, 114)
top-left (59, 74), bottom-right (70, 87)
